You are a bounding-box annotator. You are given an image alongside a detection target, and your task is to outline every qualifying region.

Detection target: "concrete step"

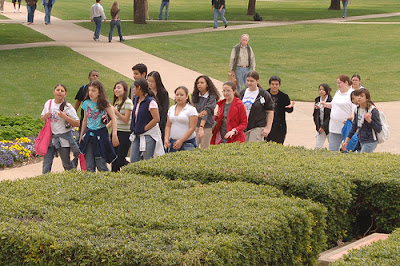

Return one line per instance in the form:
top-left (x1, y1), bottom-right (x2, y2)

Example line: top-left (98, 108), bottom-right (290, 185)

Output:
top-left (318, 233), bottom-right (389, 265)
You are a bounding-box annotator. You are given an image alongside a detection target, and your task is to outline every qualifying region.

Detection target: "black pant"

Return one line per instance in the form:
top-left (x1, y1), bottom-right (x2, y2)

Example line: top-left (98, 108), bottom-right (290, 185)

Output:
top-left (266, 127), bottom-right (286, 144)
top-left (111, 131), bottom-right (131, 172)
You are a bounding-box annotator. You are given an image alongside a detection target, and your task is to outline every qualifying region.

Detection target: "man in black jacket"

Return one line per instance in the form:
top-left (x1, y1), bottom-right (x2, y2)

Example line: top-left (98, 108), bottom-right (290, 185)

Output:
top-left (212, 0), bottom-right (228, 29)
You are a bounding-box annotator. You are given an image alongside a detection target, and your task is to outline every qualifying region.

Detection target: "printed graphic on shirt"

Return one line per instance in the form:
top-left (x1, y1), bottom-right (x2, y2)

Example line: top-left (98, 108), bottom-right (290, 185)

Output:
top-left (242, 89), bottom-right (259, 118)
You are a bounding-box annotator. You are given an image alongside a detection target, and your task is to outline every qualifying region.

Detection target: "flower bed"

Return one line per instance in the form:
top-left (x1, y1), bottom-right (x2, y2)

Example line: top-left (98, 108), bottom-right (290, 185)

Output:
top-left (0, 137), bottom-right (38, 168)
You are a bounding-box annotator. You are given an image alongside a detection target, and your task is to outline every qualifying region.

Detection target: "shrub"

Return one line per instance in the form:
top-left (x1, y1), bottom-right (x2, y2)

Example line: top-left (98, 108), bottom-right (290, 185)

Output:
top-left (332, 229), bottom-right (400, 265)
top-left (0, 115), bottom-right (43, 141)
top-left (0, 171), bottom-right (327, 265)
top-left (123, 142), bottom-right (400, 246)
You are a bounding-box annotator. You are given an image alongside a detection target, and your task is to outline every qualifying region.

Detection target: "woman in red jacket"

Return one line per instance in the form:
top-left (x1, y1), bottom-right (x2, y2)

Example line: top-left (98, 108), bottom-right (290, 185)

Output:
top-left (211, 81), bottom-right (248, 144)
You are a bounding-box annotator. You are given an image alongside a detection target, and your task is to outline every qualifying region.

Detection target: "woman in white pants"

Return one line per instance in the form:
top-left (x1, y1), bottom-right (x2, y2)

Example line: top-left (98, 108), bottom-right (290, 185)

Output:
top-left (313, 83), bottom-right (332, 149)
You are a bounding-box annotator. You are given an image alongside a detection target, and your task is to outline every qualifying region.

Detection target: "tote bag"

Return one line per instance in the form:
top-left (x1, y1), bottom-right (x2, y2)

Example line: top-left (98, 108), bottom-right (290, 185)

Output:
top-left (34, 100), bottom-right (53, 156)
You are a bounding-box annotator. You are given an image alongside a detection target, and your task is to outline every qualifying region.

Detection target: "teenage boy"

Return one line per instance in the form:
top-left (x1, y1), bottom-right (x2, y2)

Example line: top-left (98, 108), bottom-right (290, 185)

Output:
top-left (129, 63), bottom-right (148, 99)
top-left (90, 0), bottom-right (106, 41)
top-left (75, 70), bottom-right (99, 129)
top-left (266, 76), bottom-right (295, 144)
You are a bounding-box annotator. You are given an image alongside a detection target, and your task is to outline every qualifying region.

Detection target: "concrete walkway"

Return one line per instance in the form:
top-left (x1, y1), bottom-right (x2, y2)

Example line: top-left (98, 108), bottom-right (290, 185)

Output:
top-left (1, 3), bottom-right (399, 181)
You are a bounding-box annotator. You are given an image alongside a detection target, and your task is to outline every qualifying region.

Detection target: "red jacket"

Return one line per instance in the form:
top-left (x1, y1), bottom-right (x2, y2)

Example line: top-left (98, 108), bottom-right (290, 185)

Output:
top-left (211, 97), bottom-right (248, 144)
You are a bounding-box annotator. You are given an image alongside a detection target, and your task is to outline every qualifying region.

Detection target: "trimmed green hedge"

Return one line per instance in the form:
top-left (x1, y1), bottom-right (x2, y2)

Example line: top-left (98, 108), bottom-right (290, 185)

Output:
top-left (0, 171), bottom-right (327, 265)
top-left (0, 115), bottom-right (43, 140)
top-left (123, 142), bottom-right (400, 246)
top-left (333, 229), bottom-right (400, 265)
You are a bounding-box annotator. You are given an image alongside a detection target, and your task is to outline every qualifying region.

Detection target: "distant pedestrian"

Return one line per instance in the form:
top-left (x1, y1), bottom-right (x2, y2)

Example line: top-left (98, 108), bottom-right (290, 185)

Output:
top-left (158, 0), bottom-right (169, 20)
top-left (350, 74), bottom-right (363, 90)
top-left (108, 1), bottom-right (125, 42)
top-left (144, 0), bottom-right (150, 20)
top-left (25, 0), bottom-right (38, 25)
top-left (212, 0), bottom-right (227, 29)
top-left (229, 34), bottom-right (256, 93)
top-left (313, 83), bottom-right (332, 149)
top-left (90, 0), bottom-right (107, 41)
top-left (42, 0), bottom-right (55, 25)
top-left (12, 0), bottom-right (22, 13)
top-left (342, 0), bottom-right (351, 18)
top-left (0, 0), bottom-right (5, 13)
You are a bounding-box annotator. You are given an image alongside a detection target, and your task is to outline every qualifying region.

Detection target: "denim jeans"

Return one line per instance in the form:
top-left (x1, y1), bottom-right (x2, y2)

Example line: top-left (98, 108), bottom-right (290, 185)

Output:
top-left (26, 4), bottom-right (36, 23)
top-left (329, 132), bottom-right (342, 151)
top-left (93, 16), bottom-right (102, 40)
top-left (43, 3), bottom-right (52, 24)
top-left (109, 19), bottom-right (123, 41)
top-left (85, 137), bottom-right (109, 172)
top-left (158, 1), bottom-right (169, 20)
top-left (130, 135), bottom-right (156, 163)
top-left (342, 0), bottom-right (348, 17)
top-left (235, 66), bottom-right (250, 93)
top-left (42, 145), bottom-right (73, 174)
top-left (213, 8), bottom-right (227, 28)
top-left (360, 141), bottom-right (377, 153)
top-left (167, 137), bottom-right (197, 153)
top-left (111, 131), bottom-right (131, 172)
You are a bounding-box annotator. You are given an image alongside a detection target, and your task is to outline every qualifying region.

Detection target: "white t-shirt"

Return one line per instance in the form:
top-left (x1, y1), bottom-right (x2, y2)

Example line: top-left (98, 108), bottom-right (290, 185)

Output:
top-left (242, 88), bottom-right (259, 118)
top-left (329, 88), bottom-right (356, 134)
top-left (168, 103), bottom-right (198, 140)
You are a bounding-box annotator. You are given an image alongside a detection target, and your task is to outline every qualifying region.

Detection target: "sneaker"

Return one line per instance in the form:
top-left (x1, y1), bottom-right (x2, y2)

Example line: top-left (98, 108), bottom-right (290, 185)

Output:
top-left (120, 39), bottom-right (125, 42)
top-left (225, 24), bottom-right (228, 28)
top-left (14, 8), bottom-right (16, 12)
top-left (108, 39), bottom-right (111, 42)
top-left (18, 8), bottom-right (21, 13)
top-left (93, 36), bottom-right (96, 41)
top-left (0, 10), bottom-right (4, 13)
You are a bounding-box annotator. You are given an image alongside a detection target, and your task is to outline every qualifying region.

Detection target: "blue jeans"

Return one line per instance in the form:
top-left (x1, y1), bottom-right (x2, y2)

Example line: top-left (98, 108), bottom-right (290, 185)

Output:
top-left (342, 0), bottom-right (348, 17)
top-left (93, 16), bottom-right (102, 40)
top-left (329, 132), bottom-right (342, 151)
top-left (26, 4), bottom-right (36, 23)
top-left (85, 137), bottom-right (109, 172)
top-left (213, 8), bottom-right (227, 28)
top-left (235, 66), bottom-right (250, 93)
top-left (158, 1), bottom-right (169, 20)
top-left (130, 135), bottom-right (156, 163)
top-left (43, 3), bottom-right (52, 24)
top-left (360, 141), bottom-right (377, 153)
top-left (167, 137), bottom-right (197, 153)
top-left (43, 145), bottom-right (73, 174)
top-left (109, 19), bottom-right (124, 41)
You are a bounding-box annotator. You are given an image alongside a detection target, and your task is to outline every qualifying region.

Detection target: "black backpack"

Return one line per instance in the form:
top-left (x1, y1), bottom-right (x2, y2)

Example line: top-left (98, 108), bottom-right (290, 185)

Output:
top-left (253, 13), bottom-right (263, 21)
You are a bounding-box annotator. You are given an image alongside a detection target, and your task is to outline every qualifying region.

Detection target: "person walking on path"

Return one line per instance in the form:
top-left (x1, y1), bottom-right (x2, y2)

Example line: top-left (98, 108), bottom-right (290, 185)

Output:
top-left (229, 34), bottom-right (256, 93)
top-left (42, 0), bottom-right (55, 25)
top-left (0, 0), bottom-right (5, 13)
top-left (108, 1), bottom-right (125, 42)
top-left (158, 0), bottom-right (169, 20)
top-left (90, 0), bottom-right (107, 41)
top-left (212, 0), bottom-right (227, 29)
top-left (12, 0), bottom-right (22, 13)
top-left (342, 0), bottom-right (351, 18)
top-left (26, 0), bottom-right (38, 25)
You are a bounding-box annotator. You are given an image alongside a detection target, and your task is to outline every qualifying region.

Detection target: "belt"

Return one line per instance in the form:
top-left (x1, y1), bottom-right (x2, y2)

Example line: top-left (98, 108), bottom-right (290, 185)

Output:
top-left (238, 65), bottom-right (249, 68)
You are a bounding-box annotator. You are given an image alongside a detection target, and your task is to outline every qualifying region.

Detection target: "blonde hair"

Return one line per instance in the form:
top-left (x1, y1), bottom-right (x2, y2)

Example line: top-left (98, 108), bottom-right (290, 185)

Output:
top-left (111, 1), bottom-right (119, 13)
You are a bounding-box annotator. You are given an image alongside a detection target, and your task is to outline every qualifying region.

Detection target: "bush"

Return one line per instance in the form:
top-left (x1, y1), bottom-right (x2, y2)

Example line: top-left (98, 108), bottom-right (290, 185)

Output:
top-left (0, 171), bottom-right (327, 265)
top-left (0, 115), bottom-right (44, 141)
top-left (123, 142), bottom-right (400, 246)
top-left (333, 229), bottom-right (400, 265)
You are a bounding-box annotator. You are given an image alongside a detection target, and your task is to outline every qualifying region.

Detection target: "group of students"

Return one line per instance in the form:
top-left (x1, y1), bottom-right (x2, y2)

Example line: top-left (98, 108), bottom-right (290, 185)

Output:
top-left (313, 74), bottom-right (383, 153)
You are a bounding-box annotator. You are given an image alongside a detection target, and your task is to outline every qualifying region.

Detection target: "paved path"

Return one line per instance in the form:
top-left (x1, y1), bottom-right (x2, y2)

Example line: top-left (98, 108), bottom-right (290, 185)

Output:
top-left (1, 3), bottom-right (399, 181)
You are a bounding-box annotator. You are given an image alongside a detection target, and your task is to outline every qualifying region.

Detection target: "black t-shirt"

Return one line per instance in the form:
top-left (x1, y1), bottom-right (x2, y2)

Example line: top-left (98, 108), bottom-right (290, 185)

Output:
top-left (75, 84), bottom-right (88, 121)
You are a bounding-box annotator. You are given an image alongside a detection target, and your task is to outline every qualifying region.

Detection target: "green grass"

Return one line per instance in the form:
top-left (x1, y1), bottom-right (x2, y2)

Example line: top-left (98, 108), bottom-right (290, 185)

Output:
top-left (126, 23), bottom-right (400, 101)
top-left (36, 0), bottom-right (400, 21)
top-left (355, 16), bottom-right (400, 22)
top-left (0, 23), bottom-right (52, 44)
top-left (0, 14), bottom-right (8, 20)
top-left (76, 21), bottom-right (242, 37)
top-left (0, 46), bottom-right (132, 116)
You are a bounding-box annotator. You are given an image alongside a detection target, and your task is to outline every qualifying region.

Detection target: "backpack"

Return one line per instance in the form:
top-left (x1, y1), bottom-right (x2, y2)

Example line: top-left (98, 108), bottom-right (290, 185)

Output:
top-left (369, 106), bottom-right (390, 143)
top-left (253, 13), bottom-right (263, 21)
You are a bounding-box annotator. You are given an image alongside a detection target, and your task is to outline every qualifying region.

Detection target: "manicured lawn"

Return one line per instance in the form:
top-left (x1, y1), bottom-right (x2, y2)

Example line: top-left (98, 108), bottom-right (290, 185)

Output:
top-left (0, 14), bottom-right (8, 20)
top-left (126, 23), bottom-right (400, 101)
top-left (0, 23), bottom-right (52, 45)
top-left (76, 21), bottom-right (241, 37)
top-left (0, 46), bottom-right (132, 116)
top-left (355, 16), bottom-right (400, 22)
top-left (37, 0), bottom-right (400, 21)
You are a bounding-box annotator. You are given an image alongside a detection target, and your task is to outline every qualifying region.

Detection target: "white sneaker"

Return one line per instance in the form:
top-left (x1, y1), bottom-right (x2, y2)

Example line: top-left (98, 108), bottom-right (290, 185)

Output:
top-left (0, 10), bottom-right (4, 13)
top-left (18, 8), bottom-right (21, 13)
top-left (14, 8), bottom-right (16, 12)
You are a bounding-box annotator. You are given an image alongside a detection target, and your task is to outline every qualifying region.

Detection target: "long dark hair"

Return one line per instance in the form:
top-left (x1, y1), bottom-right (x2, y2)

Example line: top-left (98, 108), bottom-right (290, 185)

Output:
top-left (192, 75), bottom-right (220, 103)
top-left (353, 87), bottom-right (375, 109)
top-left (175, 86), bottom-right (192, 105)
top-left (148, 71), bottom-right (168, 111)
top-left (54, 84), bottom-right (69, 111)
top-left (133, 78), bottom-right (155, 98)
top-left (86, 80), bottom-right (110, 111)
top-left (112, 81), bottom-right (128, 111)
top-left (319, 83), bottom-right (332, 96)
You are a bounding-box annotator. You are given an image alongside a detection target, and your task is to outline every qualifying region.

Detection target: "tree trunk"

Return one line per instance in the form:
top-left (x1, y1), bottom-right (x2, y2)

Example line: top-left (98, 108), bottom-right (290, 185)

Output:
top-left (328, 0), bottom-right (341, 10)
top-left (134, 0), bottom-right (146, 24)
top-left (247, 0), bottom-right (256, 15)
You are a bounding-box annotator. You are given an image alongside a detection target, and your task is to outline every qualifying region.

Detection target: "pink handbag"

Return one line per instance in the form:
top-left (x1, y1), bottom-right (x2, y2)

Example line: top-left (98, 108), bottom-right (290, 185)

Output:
top-left (34, 100), bottom-right (53, 156)
top-left (79, 153), bottom-right (87, 171)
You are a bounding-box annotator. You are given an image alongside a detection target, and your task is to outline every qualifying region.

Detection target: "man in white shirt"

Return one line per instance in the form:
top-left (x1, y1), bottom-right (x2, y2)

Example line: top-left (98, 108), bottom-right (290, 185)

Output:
top-left (90, 0), bottom-right (107, 41)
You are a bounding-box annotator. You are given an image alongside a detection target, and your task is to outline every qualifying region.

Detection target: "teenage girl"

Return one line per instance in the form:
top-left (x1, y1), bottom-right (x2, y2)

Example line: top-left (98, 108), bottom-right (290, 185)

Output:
top-left (239, 71), bottom-right (274, 142)
top-left (211, 81), bottom-right (248, 144)
top-left (108, 1), bottom-right (125, 42)
top-left (107, 81), bottom-right (133, 172)
top-left (147, 71), bottom-right (169, 143)
top-left (130, 78), bottom-right (164, 162)
top-left (192, 75), bottom-right (220, 149)
top-left (313, 83), bottom-right (333, 149)
top-left (351, 74), bottom-right (363, 91)
top-left (41, 84), bottom-right (80, 174)
top-left (165, 86), bottom-right (198, 152)
top-left (342, 88), bottom-right (382, 153)
top-left (79, 80), bottom-right (119, 172)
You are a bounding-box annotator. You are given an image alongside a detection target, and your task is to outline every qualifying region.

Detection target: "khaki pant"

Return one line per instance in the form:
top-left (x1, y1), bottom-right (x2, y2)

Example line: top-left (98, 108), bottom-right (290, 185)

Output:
top-left (245, 127), bottom-right (264, 142)
top-left (195, 127), bottom-right (212, 149)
